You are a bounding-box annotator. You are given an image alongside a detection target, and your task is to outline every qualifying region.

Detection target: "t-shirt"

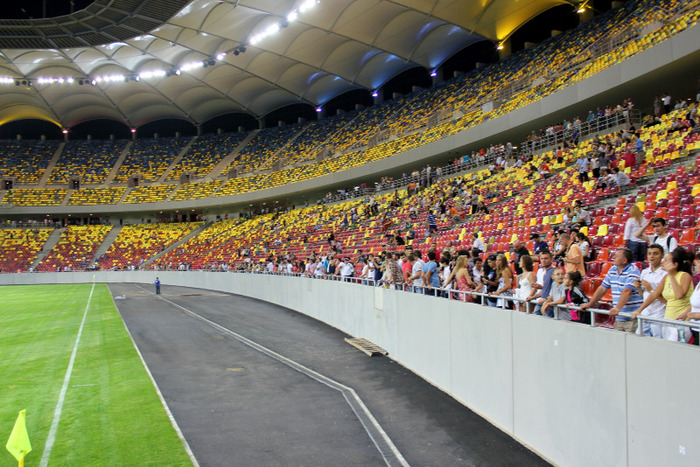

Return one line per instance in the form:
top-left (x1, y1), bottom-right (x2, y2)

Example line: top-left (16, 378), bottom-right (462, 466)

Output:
top-left (412, 260), bottom-right (425, 287)
top-left (602, 263), bottom-right (642, 321)
top-left (422, 261), bottom-right (441, 288)
top-left (650, 234), bottom-right (678, 254)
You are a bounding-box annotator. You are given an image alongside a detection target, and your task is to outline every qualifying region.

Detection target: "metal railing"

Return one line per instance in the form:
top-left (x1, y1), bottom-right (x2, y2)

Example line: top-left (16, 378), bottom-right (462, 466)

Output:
top-left (136, 268), bottom-right (700, 344)
top-left (519, 110), bottom-right (642, 155)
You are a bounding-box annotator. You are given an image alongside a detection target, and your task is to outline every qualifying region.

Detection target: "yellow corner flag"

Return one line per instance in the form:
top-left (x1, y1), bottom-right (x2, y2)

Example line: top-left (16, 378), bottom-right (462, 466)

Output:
top-left (6, 409), bottom-right (31, 466)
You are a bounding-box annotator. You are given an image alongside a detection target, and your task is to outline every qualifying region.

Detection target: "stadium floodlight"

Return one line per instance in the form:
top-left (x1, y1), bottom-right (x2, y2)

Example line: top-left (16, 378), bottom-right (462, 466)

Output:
top-left (217, 53), bottom-right (226, 60)
top-left (430, 70), bottom-right (437, 77)
top-left (497, 43), bottom-right (504, 50)
top-left (371, 91), bottom-right (378, 97)
top-left (316, 107), bottom-right (322, 113)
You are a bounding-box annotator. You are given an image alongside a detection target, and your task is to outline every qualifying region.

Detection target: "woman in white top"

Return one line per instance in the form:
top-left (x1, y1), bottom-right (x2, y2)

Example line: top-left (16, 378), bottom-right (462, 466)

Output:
top-left (515, 255), bottom-right (536, 312)
top-left (624, 205), bottom-right (647, 262)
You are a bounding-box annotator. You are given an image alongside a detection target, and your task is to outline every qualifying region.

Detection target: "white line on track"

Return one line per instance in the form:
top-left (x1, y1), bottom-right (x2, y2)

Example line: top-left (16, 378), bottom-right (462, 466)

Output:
top-left (40, 282), bottom-right (95, 467)
top-left (110, 289), bottom-right (200, 467)
top-left (138, 286), bottom-right (409, 467)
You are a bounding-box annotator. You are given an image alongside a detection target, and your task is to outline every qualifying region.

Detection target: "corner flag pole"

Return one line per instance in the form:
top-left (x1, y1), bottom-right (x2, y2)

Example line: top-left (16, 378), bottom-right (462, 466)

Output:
top-left (6, 409), bottom-right (31, 466)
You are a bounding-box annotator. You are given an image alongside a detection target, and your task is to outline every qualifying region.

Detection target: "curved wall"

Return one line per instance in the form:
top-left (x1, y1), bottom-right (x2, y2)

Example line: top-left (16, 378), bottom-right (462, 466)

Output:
top-left (2, 271), bottom-right (698, 466)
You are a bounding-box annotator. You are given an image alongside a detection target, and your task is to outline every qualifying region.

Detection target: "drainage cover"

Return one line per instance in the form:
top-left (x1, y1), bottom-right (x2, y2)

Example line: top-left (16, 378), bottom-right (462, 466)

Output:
top-left (344, 337), bottom-right (388, 357)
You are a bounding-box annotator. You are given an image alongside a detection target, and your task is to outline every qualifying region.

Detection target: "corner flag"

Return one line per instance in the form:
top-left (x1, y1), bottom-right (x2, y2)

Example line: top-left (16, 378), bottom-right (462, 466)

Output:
top-left (6, 409), bottom-right (31, 466)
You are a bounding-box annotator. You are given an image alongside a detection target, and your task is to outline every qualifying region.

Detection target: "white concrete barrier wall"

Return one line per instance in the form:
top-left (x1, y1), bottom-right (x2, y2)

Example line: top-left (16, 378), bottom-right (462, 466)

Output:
top-left (2, 271), bottom-right (698, 466)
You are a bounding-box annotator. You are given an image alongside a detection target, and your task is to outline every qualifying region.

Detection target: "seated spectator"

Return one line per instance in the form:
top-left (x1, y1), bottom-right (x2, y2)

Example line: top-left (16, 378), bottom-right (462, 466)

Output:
top-left (613, 167), bottom-right (630, 186)
top-left (532, 234), bottom-right (549, 255)
top-left (472, 232), bottom-right (485, 253)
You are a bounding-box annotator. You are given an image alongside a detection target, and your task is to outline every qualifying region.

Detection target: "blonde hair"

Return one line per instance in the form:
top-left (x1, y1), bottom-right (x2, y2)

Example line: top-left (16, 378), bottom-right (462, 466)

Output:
top-left (629, 204), bottom-right (643, 221)
top-left (455, 255), bottom-right (468, 271)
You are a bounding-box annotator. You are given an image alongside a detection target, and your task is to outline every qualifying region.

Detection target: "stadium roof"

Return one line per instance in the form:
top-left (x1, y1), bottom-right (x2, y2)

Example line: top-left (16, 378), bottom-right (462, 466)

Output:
top-left (0, 0), bottom-right (570, 129)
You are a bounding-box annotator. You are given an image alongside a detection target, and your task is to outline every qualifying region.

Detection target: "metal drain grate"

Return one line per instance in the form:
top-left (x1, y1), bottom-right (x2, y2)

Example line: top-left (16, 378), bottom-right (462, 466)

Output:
top-left (344, 337), bottom-right (388, 357)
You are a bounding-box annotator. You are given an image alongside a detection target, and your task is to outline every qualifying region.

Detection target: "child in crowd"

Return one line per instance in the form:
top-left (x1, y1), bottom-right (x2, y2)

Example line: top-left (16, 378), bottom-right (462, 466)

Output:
top-left (541, 268), bottom-right (566, 317)
top-left (564, 271), bottom-right (590, 323)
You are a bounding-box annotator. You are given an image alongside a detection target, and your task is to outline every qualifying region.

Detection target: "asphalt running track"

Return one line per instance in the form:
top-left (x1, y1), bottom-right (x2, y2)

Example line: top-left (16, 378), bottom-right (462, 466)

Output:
top-left (110, 283), bottom-right (549, 467)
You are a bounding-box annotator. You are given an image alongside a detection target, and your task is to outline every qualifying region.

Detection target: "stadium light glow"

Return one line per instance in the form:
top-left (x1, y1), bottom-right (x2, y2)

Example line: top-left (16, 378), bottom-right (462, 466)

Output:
top-left (0, 2), bottom-right (322, 88)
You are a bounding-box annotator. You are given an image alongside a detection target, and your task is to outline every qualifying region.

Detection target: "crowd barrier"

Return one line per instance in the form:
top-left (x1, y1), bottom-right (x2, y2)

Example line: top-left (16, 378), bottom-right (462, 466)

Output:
top-left (1, 270), bottom-right (698, 466)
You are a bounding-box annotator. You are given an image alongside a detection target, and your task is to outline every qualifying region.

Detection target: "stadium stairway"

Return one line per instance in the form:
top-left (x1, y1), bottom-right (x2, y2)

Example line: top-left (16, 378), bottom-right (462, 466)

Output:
top-left (90, 225), bottom-right (123, 266)
top-left (157, 136), bottom-right (198, 183)
top-left (209, 130), bottom-right (259, 179)
top-left (140, 220), bottom-right (214, 269)
top-left (30, 227), bottom-right (63, 270)
top-left (37, 142), bottom-right (65, 187)
top-left (104, 141), bottom-right (134, 185)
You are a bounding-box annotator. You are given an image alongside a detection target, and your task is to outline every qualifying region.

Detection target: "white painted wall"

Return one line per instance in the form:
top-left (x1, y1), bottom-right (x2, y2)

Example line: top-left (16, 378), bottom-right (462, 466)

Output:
top-left (2, 271), bottom-right (698, 466)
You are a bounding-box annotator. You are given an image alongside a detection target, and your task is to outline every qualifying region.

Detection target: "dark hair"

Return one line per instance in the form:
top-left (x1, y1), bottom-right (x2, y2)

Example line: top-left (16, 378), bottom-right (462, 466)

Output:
top-left (414, 250), bottom-right (422, 259)
top-left (618, 247), bottom-right (634, 264)
top-left (407, 253), bottom-right (416, 262)
top-left (567, 271), bottom-right (583, 287)
top-left (539, 250), bottom-right (552, 258)
top-left (520, 254), bottom-right (534, 272)
top-left (651, 217), bottom-right (667, 226)
top-left (671, 247), bottom-right (694, 274)
top-left (427, 251), bottom-right (437, 261)
top-left (648, 243), bottom-right (664, 255)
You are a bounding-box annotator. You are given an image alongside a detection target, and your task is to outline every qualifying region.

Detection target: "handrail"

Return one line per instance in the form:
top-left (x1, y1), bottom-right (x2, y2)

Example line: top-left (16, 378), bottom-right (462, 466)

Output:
top-left (58, 267), bottom-right (696, 342)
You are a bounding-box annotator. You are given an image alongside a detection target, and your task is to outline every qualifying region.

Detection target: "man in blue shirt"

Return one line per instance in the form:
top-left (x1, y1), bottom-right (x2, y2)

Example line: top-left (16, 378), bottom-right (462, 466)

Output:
top-left (581, 248), bottom-right (642, 332)
top-left (155, 277), bottom-right (161, 295)
top-left (422, 251), bottom-right (441, 296)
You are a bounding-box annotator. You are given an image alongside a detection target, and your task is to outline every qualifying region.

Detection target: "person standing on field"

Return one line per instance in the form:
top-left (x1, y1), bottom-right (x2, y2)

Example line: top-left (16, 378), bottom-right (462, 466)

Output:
top-left (155, 277), bottom-right (161, 295)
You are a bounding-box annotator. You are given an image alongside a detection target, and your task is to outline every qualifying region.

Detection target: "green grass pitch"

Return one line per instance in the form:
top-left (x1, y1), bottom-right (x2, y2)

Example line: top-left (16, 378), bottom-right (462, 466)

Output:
top-left (0, 283), bottom-right (192, 466)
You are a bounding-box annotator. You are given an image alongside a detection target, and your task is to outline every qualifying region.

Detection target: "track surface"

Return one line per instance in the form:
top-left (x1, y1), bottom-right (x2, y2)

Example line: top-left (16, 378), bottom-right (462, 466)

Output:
top-left (110, 283), bottom-right (549, 466)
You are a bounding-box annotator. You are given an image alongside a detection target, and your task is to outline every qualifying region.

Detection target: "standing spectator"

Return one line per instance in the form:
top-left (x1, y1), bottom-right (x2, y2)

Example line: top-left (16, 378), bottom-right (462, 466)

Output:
top-left (443, 255), bottom-right (475, 301)
top-left (510, 239), bottom-right (530, 275)
top-left (561, 232), bottom-right (586, 276)
top-left (653, 95), bottom-right (663, 117)
top-left (577, 232), bottom-right (594, 264)
top-left (631, 244), bottom-right (667, 337)
top-left (528, 250), bottom-right (555, 315)
top-left (662, 92), bottom-right (672, 114)
top-left (154, 277), bottom-right (161, 295)
top-left (581, 248), bottom-right (643, 333)
top-left (340, 257), bottom-right (355, 281)
top-left (541, 268), bottom-right (566, 318)
top-left (564, 271), bottom-right (590, 323)
top-left (482, 255), bottom-right (499, 306)
top-left (515, 255), bottom-right (536, 313)
top-left (408, 252), bottom-right (425, 293)
top-left (632, 248), bottom-right (694, 342)
top-left (575, 153), bottom-right (590, 183)
top-left (635, 217), bottom-right (678, 254)
top-left (678, 254), bottom-right (700, 345)
top-left (427, 210), bottom-right (438, 235)
top-left (489, 254), bottom-right (514, 308)
top-left (422, 251), bottom-right (441, 296)
top-left (624, 205), bottom-right (647, 262)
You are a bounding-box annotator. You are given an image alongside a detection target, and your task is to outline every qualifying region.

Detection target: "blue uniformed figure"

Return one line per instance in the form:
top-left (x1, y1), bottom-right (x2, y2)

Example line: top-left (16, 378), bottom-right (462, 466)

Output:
top-left (155, 277), bottom-right (161, 294)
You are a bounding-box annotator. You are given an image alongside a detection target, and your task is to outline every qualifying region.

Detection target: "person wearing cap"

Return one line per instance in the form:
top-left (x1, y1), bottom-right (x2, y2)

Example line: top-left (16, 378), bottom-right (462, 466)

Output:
top-left (340, 256), bottom-right (355, 281)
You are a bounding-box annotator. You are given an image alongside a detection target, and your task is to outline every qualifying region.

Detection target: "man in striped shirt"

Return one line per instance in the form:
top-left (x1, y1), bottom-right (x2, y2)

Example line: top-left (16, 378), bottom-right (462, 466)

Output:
top-left (427, 210), bottom-right (438, 235)
top-left (581, 248), bottom-right (642, 332)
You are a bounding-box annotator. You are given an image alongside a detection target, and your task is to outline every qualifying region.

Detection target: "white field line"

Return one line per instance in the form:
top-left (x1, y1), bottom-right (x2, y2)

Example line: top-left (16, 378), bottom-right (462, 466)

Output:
top-left (40, 282), bottom-right (96, 467)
